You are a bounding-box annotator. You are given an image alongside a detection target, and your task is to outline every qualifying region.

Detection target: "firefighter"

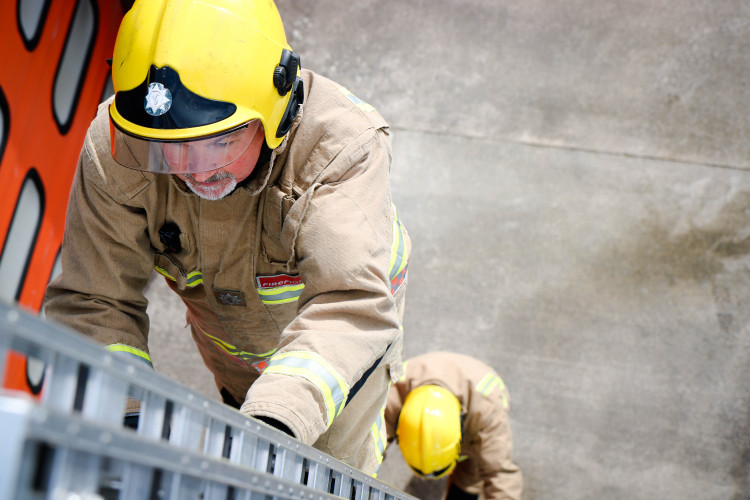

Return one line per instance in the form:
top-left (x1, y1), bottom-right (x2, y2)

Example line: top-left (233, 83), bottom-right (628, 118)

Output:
top-left (385, 352), bottom-right (522, 499)
top-left (44, 0), bottom-right (409, 473)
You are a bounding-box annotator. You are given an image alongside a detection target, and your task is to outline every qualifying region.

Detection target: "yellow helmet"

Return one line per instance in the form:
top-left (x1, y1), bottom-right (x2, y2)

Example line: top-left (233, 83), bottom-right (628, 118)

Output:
top-left (396, 385), bottom-right (462, 479)
top-left (109, 0), bottom-right (303, 172)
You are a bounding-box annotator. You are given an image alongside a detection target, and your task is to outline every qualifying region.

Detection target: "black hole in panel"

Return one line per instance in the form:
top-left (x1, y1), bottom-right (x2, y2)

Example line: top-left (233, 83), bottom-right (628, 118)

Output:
top-left (301, 459), bottom-right (310, 485)
top-left (266, 443), bottom-right (276, 474)
top-left (0, 169), bottom-right (45, 302)
top-left (17, 0), bottom-right (52, 51)
top-left (221, 425), bottom-right (232, 459)
top-left (73, 363), bottom-right (89, 411)
top-left (31, 442), bottom-right (55, 492)
top-left (52, 0), bottom-right (98, 135)
top-left (148, 468), bottom-right (163, 500)
top-left (162, 400), bottom-right (173, 440)
top-left (0, 87), bottom-right (8, 162)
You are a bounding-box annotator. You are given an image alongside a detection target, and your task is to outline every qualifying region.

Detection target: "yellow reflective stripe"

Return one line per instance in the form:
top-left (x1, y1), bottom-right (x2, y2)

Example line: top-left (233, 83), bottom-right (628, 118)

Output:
top-left (154, 266), bottom-right (174, 281)
top-left (476, 373), bottom-right (493, 392)
top-left (370, 406), bottom-right (387, 464)
top-left (194, 323), bottom-right (277, 359)
top-left (476, 372), bottom-right (509, 409)
top-left (389, 205), bottom-right (409, 294)
top-left (186, 271), bottom-right (203, 286)
top-left (398, 360), bottom-right (409, 382)
top-left (388, 206), bottom-right (407, 274)
top-left (261, 297), bottom-right (298, 305)
top-left (338, 86), bottom-right (375, 113)
top-left (153, 266), bottom-right (203, 287)
top-left (106, 344), bottom-right (152, 367)
top-left (265, 351), bottom-right (350, 428)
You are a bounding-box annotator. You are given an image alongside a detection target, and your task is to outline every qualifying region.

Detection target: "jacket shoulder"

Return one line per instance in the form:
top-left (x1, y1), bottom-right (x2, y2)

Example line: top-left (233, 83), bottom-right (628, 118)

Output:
top-left (278, 71), bottom-right (391, 191)
top-left (82, 97), bottom-right (154, 203)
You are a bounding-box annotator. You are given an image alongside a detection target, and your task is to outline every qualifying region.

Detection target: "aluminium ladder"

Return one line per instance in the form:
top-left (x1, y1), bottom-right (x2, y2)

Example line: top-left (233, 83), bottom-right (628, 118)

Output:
top-left (0, 301), bottom-right (416, 500)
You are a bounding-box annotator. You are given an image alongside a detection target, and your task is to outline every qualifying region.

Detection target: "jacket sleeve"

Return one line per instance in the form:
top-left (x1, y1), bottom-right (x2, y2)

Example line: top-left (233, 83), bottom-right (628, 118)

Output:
top-left (474, 400), bottom-right (523, 500)
top-left (44, 129), bottom-right (155, 367)
top-left (242, 128), bottom-right (405, 445)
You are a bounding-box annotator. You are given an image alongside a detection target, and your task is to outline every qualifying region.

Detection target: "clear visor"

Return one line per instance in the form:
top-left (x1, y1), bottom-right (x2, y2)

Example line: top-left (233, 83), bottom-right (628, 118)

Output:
top-left (110, 120), bottom-right (261, 174)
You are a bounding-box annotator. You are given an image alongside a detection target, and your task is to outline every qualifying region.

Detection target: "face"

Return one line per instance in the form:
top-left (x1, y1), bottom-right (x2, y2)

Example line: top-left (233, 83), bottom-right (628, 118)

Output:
top-left (161, 122), bottom-right (265, 200)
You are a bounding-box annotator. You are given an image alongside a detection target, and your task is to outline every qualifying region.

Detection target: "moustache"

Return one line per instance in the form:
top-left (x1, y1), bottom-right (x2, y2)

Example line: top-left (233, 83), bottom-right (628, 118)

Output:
top-left (184, 171), bottom-right (233, 184)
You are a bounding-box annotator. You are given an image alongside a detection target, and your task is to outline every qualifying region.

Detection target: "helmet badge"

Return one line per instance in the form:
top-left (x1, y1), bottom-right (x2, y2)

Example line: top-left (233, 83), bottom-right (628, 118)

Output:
top-left (144, 82), bottom-right (172, 116)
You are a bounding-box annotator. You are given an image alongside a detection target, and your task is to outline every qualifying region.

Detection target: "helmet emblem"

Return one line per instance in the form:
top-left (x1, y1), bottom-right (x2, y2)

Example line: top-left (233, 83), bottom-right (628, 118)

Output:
top-left (144, 82), bottom-right (172, 116)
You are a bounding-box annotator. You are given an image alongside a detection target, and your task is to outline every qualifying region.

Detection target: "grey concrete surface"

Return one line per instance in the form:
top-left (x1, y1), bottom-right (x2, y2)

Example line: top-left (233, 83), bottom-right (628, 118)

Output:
top-left (145, 1), bottom-right (750, 499)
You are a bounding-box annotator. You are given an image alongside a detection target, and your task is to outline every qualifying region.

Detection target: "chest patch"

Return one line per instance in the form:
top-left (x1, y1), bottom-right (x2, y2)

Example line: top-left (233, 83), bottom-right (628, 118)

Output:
top-left (213, 288), bottom-right (247, 306)
top-left (256, 274), bottom-right (304, 305)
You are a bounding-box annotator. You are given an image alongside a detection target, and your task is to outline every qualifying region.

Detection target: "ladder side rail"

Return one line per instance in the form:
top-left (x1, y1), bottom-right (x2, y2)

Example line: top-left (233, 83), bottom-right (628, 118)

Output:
top-left (0, 396), bottom-right (346, 500)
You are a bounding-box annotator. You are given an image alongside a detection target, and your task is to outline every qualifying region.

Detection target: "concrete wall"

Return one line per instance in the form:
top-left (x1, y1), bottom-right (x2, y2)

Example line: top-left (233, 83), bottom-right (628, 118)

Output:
top-left (146, 1), bottom-right (750, 498)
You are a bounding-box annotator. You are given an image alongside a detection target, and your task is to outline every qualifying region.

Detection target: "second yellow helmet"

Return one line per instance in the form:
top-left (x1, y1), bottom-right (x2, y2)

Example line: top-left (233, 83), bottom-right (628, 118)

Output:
top-left (396, 384), bottom-right (463, 479)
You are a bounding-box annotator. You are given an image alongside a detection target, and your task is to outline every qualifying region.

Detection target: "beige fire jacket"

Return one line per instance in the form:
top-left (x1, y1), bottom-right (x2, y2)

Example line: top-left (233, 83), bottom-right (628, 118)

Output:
top-left (45, 70), bottom-right (410, 473)
top-left (385, 352), bottom-right (522, 499)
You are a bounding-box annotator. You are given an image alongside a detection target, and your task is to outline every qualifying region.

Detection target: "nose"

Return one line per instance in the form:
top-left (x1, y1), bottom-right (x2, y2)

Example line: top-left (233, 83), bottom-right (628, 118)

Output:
top-left (183, 142), bottom-right (220, 174)
top-left (191, 168), bottom-right (220, 183)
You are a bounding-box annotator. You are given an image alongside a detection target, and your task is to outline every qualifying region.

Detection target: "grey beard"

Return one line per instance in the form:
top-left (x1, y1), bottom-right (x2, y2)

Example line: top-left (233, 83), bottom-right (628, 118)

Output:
top-left (182, 172), bottom-right (238, 200)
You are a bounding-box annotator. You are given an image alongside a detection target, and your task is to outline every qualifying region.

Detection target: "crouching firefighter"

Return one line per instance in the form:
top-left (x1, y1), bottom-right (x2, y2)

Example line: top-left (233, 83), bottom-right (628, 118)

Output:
top-left (385, 352), bottom-right (522, 499)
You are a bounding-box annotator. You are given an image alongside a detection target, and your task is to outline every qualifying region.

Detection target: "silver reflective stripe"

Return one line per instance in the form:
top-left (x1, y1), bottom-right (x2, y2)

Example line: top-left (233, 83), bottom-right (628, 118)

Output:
top-left (371, 409), bottom-right (387, 464)
top-left (476, 372), bottom-right (509, 409)
top-left (257, 284), bottom-right (304, 304)
top-left (389, 205), bottom-right (408, 294)
top-left (265, 351), bottom-right (349, 427)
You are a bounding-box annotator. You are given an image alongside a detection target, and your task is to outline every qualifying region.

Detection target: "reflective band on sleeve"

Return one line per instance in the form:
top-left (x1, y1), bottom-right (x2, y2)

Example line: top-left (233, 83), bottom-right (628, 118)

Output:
top-left (338, 86), bottom-right (376, 113)
top-left (105, 344), bottom-right (153, 367)
top-left (476, 372), bottom-right (509, 410)
top-left (154, 266), bottom-right (203, 287)
top-left (257, 283), bottom-right (304, 304)
top-left (389, 205), bottom-right (409, 294)
top-left (398, 360), bottom-right (409, 382)
top-left (370, 405), bottom-right (387, 465)
top-left (264, 351), bottom-right (350, 428)
top-left (194, 323), bottom-right (277, 361)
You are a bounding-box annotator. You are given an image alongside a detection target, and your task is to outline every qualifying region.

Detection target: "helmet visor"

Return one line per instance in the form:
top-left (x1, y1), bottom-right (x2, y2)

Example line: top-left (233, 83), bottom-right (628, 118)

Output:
top-left (110, 120), bottom-right (261, 174)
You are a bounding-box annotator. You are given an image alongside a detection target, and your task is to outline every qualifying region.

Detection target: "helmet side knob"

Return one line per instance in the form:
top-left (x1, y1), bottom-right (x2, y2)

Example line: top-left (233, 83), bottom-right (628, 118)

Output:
top-left (274, 49), bottom-right (300, 96)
